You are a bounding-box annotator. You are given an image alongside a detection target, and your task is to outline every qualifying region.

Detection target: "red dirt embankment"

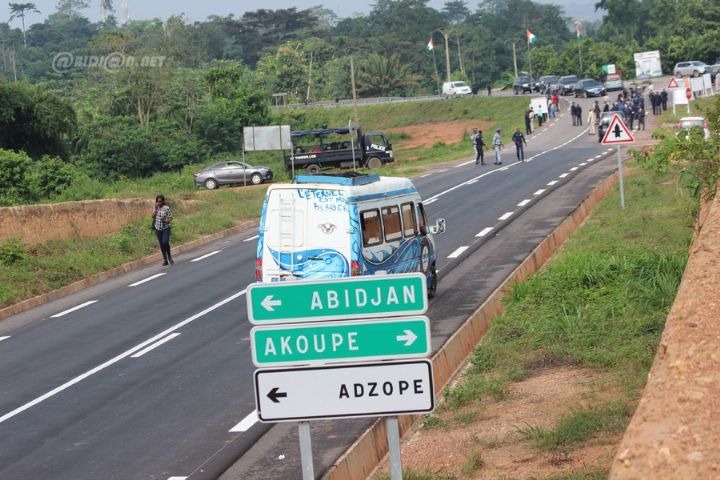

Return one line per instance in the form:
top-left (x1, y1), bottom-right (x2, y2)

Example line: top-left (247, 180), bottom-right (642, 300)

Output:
top-left (610, 188), bottom-right (720, 479)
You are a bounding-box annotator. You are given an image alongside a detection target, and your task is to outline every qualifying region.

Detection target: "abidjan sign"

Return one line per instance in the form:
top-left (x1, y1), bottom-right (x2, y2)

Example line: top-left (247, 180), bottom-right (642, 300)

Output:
top-left (246, 273), bottom-right (427, 325)
top-left (251, 317), bottom-right (431, 367)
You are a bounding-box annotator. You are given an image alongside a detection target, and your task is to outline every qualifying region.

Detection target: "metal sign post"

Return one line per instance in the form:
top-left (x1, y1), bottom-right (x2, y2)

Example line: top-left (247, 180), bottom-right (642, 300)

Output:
top-left (299, 422), bottom-right (314, 480)
top-left (386, 417), bottom-right (403, 480)
top-left (616, 146), bottom-right (625, 209)
top-left (601, 114), bottom-right (634, 210)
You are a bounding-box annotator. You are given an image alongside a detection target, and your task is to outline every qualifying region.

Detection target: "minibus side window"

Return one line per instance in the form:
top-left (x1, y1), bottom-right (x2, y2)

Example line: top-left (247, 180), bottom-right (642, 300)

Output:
top-left (382, 206), bottom-right (402, 242)
top-left (401, 202), bottom-right (417, 237)
top-left (361, 209), bottom-right (383, 246)
top-left (417, 203), bottom-right (429, 235)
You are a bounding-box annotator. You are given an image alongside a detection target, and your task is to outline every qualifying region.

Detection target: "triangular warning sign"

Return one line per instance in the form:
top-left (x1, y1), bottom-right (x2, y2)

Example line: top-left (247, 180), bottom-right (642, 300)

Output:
top-left (667, 78), bottom-right (679, 89)
top-left (602, 114), bottom-right (635, 145)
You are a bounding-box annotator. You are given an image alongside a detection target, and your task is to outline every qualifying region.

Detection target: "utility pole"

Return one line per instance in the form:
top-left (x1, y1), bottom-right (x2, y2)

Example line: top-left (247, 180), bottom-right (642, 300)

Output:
top-left (305, 51), bottom-right (313, 103)
top-left (505, 39), bottom-right (520, 77)
top-left (455, 32), bottom-right (464, 74)
top-left (350, 56), bottom-right (359, 127)
top-left (443, 31), bottom-right (451, 82)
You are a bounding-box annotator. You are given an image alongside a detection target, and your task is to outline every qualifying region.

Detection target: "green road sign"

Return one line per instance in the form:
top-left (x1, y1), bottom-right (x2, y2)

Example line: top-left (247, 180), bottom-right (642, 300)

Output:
top-left (246, 273), bottom-right (427, 324)
top-left (251, 317), bottom-right (431, 367)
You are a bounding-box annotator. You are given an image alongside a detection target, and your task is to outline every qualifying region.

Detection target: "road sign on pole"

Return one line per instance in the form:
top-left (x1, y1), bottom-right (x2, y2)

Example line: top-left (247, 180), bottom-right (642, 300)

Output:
top-left (254, 360), bottom-right (435, 422)
top-left (601, 114), bottom-right (635, 145)
top-left (251, 317), bottom-right (431, 367)
top-left (246, 273), bottom-right (428, 324)
top-left (667, 78), bottom-right (679, 89)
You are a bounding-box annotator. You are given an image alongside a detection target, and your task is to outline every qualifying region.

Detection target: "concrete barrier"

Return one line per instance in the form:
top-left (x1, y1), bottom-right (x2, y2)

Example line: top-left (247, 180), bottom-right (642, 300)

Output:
top-left (609, 185), bottom-right (720, 479)
top-left (322, 172), bottom-right (620, 480)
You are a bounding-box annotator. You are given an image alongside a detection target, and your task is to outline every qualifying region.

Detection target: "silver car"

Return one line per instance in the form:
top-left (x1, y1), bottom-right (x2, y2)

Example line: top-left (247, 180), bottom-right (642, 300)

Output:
top-left (673, 61), bottom-right (707, 77)
top-left (193, 161), bottom-right (273, 189)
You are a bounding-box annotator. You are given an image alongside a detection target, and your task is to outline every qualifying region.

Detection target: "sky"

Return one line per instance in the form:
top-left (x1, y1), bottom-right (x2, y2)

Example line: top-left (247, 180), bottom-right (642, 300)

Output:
top-left (2, 0), bottom-right (601, 27)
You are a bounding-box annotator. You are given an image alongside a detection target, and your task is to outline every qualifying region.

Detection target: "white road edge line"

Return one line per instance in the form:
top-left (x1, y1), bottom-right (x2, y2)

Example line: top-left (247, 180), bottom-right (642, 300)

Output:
top-left (448, 246), bottom-right (469, 259)
top-left (579, 162), bottom-right (587, 166)
top-left (498, 211), bottom-right (514, 221)
top-left (230, 410), bottom-right (259, 433)
top-left (456, 160), bottom-right (475, 167)
top-left (128, 273), bottom-right (167, 287)
top-left (570, 167), bottom-right (578, 171)
top-left (0, 336), bottom-right (10, 342)
top-left (243, 235), bottom-right (259, 242)
top-left (130, 333), bottom-right (181, 359)
top-left (191, 250), bottom-right (222, 262)
top-left (476, 227), bottom-right (493, 237)
top-left (420, 173), bottom-right (431, 178)
top-left (517, 199), bottom-right (531, 207)
top-left (50, 300), bottom-right (98, 318)
top-left (0, 289), bottom-right (247, 425)
top-left (547, 180), bottom-right (558, 186)
top-left (167, 477), bottom-right (188, 480)
top-left (559, 173), bottom-right (569, 178)
top-left (534, 189), bottom-right (546, 195)
top-left (467, 179), bottom-right (479, 184)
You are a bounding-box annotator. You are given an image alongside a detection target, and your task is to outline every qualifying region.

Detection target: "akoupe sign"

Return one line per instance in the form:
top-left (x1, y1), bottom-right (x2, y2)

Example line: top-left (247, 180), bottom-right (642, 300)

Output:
top-left (246, 273), bottom-right (428, 324)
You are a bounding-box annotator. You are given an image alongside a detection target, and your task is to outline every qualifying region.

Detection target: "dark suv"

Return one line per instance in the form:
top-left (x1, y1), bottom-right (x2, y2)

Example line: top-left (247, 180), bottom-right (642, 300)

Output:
top-left (512, 75), bottom-right (535, 94)
top-left (558, 75), bottom-right (579, 95)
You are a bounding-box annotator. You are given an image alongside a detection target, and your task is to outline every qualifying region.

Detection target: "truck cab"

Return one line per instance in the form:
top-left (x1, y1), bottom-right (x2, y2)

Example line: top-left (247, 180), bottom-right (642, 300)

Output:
top-left (285, 127), bottom-right (394, 174)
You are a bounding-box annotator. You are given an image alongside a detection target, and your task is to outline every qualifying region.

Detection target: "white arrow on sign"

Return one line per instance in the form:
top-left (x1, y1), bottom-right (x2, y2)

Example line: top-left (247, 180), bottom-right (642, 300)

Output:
top-left (261, 295), bottom-right (282, 312)
top-left (396, 329), bottom-right (418, 347)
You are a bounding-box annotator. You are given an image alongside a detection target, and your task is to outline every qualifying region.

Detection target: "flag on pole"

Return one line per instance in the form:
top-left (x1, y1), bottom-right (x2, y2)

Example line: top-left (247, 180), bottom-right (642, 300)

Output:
top-left (426, 38), bottom-right (434, 51)
top-left (575, 23), bottom-right (583, 39)
top-left (527, 30), bottom-right (537, 44)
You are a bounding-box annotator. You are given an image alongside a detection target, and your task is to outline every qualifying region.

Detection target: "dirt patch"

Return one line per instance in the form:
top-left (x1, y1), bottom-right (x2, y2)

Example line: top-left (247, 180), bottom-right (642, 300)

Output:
top-left (386, 120), bottom-right (494, 150)
top-left (374, 367), bottom-right (618, 479)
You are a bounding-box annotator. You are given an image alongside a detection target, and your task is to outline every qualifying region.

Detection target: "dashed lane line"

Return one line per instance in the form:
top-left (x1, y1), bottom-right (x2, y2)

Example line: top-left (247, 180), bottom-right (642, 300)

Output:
top-left (243, 235), bottom-right (259, 242)
top-left (498, 212), bottom-right (514, 221)
top-left (517, 199), bottom-right (531, 207)
top-left (534, 189), bottom-right (546, 195)
top-left (230, 410), bottom-right (259, 433)
top-left (448, 246), bottom-right (469, 259)
top-left (547, 180), bottom-right (558, 186)
top-left (476, 227), bottom-right (493, 237)
top-left (191, 250), bottom-right (221, 262)
top-left (50, 301), bottom-right (98, 318)
top-left (559, 173), bottom-right (569, 178)
top-left (128, 273), bottom-right (167, 287)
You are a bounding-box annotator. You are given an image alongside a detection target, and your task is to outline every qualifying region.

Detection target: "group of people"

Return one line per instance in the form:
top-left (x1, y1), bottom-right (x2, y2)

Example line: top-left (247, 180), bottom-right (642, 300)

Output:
top-left (471, 126), bottom-right (527, 165)
top-left (570, 102), bottom-right (584, 126)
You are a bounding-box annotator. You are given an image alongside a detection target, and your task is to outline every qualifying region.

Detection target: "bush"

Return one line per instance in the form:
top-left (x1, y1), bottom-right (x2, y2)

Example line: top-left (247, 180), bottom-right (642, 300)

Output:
top-left (0, 238), bottom-right (28, 266)
top-left (27, 156), bottom-right (77, 199)
top-left (0, 149), bottom-right (33, 205)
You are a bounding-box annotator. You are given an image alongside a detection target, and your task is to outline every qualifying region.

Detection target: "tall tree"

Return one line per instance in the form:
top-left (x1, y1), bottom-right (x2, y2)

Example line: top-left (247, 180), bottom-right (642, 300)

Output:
top-left (443, 0), bottom-right (470, 23)
top-left (8, 3), bottom-right (40, 48)
top-left (55, 0), bottom-right (90, 17)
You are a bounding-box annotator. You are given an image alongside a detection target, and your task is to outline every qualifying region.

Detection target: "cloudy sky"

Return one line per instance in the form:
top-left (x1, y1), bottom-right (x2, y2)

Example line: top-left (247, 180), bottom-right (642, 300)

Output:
top-left (2, 0), bottom-right (601, 27)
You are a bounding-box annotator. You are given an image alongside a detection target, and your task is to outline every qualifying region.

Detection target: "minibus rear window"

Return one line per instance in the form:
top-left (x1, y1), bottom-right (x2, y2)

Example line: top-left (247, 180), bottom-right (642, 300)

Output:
top-left (361, 209), bottom-right (383, 246)
top-left (401, 203), bottom-right (417, 237)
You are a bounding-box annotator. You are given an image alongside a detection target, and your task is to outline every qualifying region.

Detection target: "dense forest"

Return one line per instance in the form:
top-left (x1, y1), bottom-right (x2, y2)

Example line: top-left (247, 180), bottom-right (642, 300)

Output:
top-left (1, 0), bottom-right (719, 204)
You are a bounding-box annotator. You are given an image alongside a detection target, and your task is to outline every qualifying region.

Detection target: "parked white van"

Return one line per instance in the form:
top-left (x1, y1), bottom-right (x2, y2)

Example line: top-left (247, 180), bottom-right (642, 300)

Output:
top-left (256, 174), bottom-right (446, 297)
top-left (442, 81), bottom-right (472, 96)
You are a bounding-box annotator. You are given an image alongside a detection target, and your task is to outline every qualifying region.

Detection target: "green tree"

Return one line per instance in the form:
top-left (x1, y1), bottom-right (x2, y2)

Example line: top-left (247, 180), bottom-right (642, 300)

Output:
top-left (0, 148), bottom-right (32, 204)
top-left (55, 0), bottom-right (89, 17)
top-left (356, 53), bottom-right (421, 97)
top-left (8, 3), bottom-right (40, 48)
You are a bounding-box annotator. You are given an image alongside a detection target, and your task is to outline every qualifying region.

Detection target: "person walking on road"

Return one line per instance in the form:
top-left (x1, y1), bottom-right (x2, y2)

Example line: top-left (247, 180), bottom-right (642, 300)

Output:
top-left (493, 128), bottom-right (504, 165)
top-left (570, 102), bottom-right (578, 126)
top-left (661, 89), bottom-right (668, 111)
top-left (152, 194), bottom-right (174, 266)
top-left (576, 104), bottom-right (583, 126)
top-left (512, 128), bottom-right (527, 162)
top-left (471, 128), bottom-right (486, 165)
top-left (525, 109), bottom-right (533, 135)
top-left (487, 85), bottom-right (492, 96)
top-left (588, 108), bottom-right (597, 135)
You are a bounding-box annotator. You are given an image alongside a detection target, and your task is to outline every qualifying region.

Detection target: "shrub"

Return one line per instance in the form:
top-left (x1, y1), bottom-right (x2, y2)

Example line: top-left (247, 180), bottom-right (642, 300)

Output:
top-left (0, 238), bottom-right (28, 266)
top-left (0, 149), bottom-right (32, 205)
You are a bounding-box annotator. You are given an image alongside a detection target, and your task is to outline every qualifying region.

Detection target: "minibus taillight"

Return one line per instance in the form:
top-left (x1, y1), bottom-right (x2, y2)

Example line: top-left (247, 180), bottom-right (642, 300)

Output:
top-left (255, 258), bottom-right (262, 281)
top-left (351, 260), bottom-right (360, 276)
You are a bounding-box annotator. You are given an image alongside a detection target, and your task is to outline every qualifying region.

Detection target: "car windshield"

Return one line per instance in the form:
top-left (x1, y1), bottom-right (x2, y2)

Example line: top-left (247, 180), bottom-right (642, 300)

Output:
top-left (560, 76), bottom-right (578, 84)
top-left (452, 82), bottom-right (468, 87)
top-left (691, 61), bottom-right (705, 66)
top-left (543, 76), bottom-right (558, 83)
top-left (607, 74), bottom-right (621, 81)
top-left (584, 80), bottom-right (601, 88)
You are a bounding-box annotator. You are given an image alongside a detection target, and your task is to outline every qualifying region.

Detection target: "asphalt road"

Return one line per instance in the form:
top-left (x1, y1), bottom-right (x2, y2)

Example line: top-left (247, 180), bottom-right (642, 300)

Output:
top-left (0, 96), bottom-right (619, 480)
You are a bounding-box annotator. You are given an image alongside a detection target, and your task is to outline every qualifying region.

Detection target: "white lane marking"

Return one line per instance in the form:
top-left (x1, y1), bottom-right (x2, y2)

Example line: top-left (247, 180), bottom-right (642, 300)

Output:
top-left (606, 148), bottom-right (613, 152)
top-left (243, 235), bottom-right (259, 242)
top-left (456, 160), bottom-right (475, 167)
top-left (499, 167), bottom-right (509, 171)
top-left (424, 198), bottom-right (438, 205)
top-left (547, 180), bottom-right (558, 186)
top-left (587, 158), bottom-right (594, 162)
top-left (570, 167), bottom-right (578, 171)
top-left (230, 410), bottom-right (259, 433)
top-left (130, 333), bottom-right (181, 359)
top-left (476, 227), bottom-right (493, 237)
top-left (448, 246), bottom-right (469, 259)
top-left (595, 155), bottom-right (602, 158)
top-left (51, 301), bottom-right (98, 318)
top-left (498, 212), bottom-right (514, 221)
top-left (517, 199), bottom-right (531, 207)
top-left (579, 162), bottom-right (587, 166)
top-left (559, 173), bottom-right (569, 178)
top-left (191, 250), bottom-right (221, 262)
top-left (0, 336), bottom-right (10, 343)
top-left (435, 169), bottom-right (448, 173)
top-left (420, 173), bottom-right (431, 178)
top-left (168, 477), bottom-right (187, 480)
top-left (128, 273), bottom-right (166, 287)
top-left (467, 179), bottom-right (479, 184)
top-left (0, 289), bottom-right (247, 425)
top-left (534, 189), bottom-right (546, 195)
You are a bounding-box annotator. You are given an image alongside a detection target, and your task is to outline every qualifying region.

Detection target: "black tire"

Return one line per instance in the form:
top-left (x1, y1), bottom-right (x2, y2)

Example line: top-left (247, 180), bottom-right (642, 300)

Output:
top-left (366, 157), bottom-right (382, 169)
top-left (693, 70), bottom-right (700, 77)
top-left (427, 267), bottom-right (438, 299)
top-left (306, 164), bottom-right (321, 174)
top-left (250, 173), bottom-right (263, 185)
top-left (204, 178), bottom-right (218, 190)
